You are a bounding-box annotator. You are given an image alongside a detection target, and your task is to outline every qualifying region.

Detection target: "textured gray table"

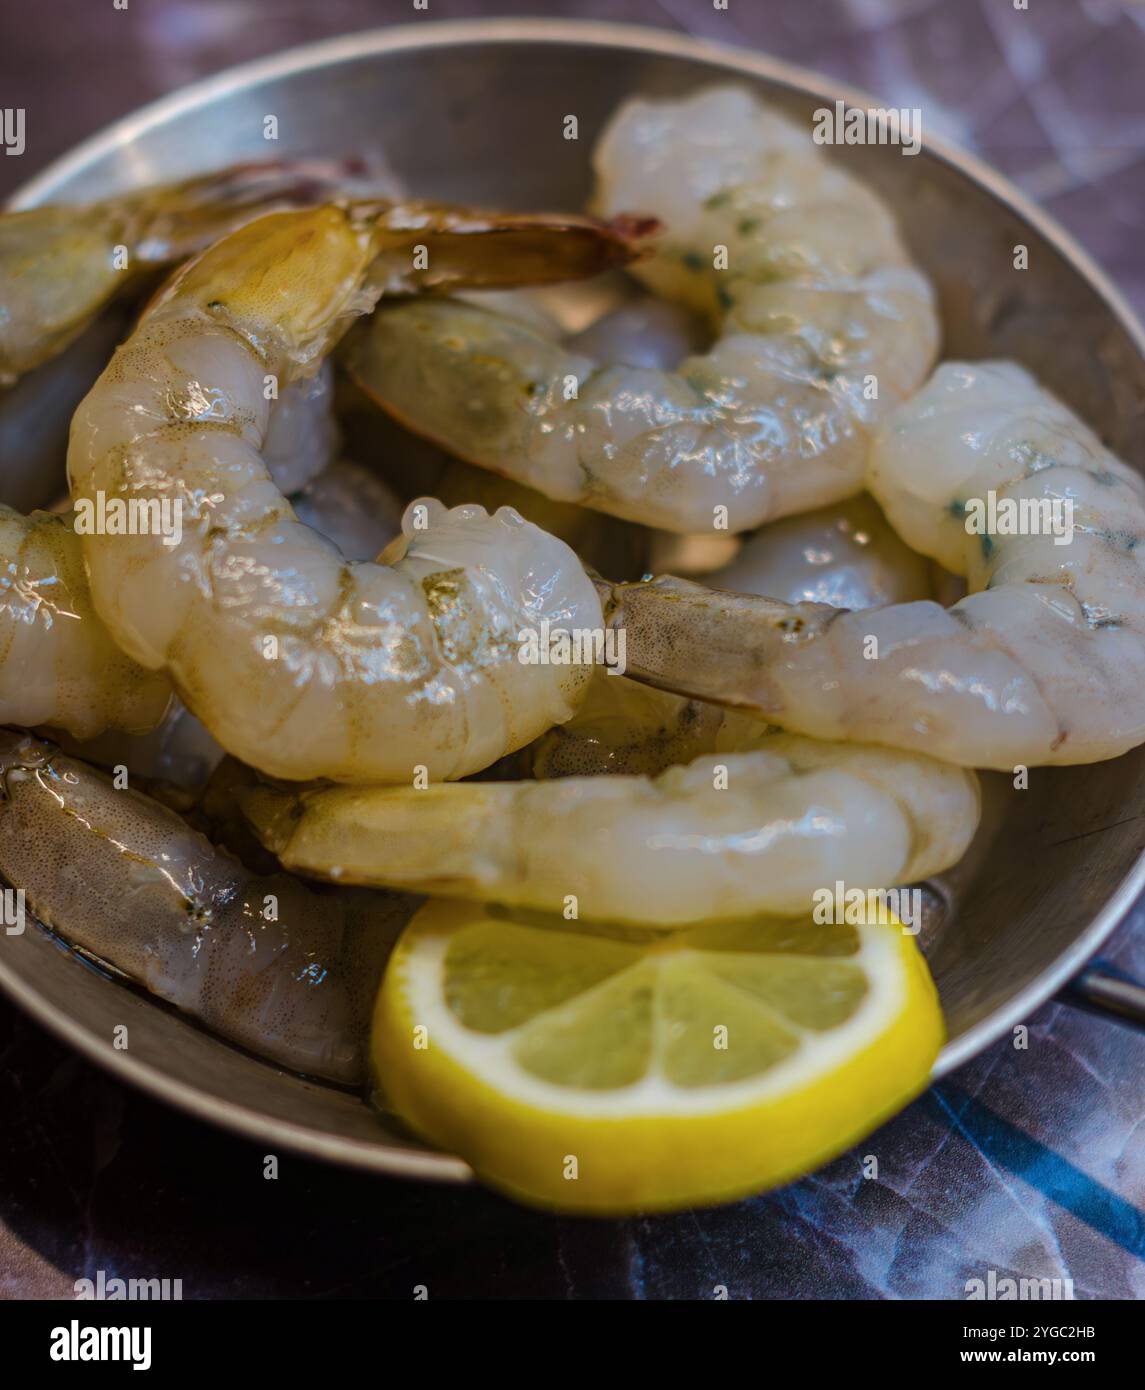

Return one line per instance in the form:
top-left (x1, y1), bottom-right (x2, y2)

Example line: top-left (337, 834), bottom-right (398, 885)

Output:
top-left (0, 0), bottom-right (1142, 1299)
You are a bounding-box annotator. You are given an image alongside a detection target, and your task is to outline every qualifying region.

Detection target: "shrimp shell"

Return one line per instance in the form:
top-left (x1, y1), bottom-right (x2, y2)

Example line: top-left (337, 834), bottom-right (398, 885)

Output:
top-left (0, 730), bottom-right (414, 1084)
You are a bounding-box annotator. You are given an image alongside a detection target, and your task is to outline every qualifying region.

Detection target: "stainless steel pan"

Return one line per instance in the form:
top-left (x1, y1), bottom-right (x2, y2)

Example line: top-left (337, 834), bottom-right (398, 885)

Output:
top-left (2, 18), bottom-right (1143, 1185)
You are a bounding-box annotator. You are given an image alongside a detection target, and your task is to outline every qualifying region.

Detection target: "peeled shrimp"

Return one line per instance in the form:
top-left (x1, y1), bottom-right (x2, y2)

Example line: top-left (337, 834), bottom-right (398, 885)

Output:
top-left (241, 726), bottom-right (979, 925)
top-left (45, 447), bottom-right (409, 790)
top-left (3, 396), bottom-right (388, 760)
top-left (433, 457), bottom-right (649, 580)
top-left (266, 354), bottom-right (405, 559)
top-left (5, 418), bottom-right (390, 779)
top-left (601, 361), bottom-right (1145, 769)
top-left (707, 493), bottom-right (932, 609)
top-left (346, 86), bottom-right (937, 533)
top-left (68, 203), bottom-right (646, 783)
top-left (263, 358), bottom-right (340, 494)
top-left (291, 457), bottom-right (404, 563)
top-left (46, 697), bottom-right (225, 802)
top-left (0, 160), bottom-right (377, 387)
top-left (0, 730), bottom-right (415, 1084)
top-left (0, 505), bottom-right (170, 737)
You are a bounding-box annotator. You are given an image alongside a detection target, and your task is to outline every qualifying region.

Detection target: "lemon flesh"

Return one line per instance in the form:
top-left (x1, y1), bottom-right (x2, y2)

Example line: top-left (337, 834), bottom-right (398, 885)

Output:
top-left (372, 900), bottom-right (944, 1215)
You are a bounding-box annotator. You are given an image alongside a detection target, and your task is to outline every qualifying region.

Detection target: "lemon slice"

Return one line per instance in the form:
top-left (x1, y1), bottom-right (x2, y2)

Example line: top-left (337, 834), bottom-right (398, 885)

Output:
top-left (372, 899), bottom-right (944, 1214)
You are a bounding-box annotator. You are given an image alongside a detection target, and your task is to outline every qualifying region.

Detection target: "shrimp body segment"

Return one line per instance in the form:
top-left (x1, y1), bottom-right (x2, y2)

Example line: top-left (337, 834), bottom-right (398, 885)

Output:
top-left (0, 731), bottom-right (413, 1084)
top-left (602, 362), bottom-right (1145, 769)
top-left (347, 87), bottom-right (938, 533)
top-left (242, 730), bottom-right (979, 925)
top-left (67, 204), bottom-right (641, 783)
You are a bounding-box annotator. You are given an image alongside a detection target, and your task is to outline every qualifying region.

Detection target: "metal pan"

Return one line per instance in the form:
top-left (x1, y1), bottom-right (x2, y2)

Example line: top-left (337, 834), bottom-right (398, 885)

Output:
top-left (3, 18), bottom-right (1144, 1184)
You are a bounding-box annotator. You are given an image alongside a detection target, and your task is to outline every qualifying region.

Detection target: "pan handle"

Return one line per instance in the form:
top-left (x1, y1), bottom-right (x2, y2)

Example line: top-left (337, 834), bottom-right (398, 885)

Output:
top-left (1058, 965), bottom-right (1145, 1032)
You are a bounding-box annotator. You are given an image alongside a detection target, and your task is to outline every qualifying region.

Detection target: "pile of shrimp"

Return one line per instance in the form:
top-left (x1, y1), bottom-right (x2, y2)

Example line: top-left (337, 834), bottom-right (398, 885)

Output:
top-left (1, 84), bottom-right (1140, 1090)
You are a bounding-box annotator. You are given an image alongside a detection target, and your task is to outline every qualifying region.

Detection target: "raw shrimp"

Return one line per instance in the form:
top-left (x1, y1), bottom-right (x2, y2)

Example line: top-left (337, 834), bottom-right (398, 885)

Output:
top-left (433, 457), bottom-right (649, 579)
top-left (68, 203), bottom-right (647, 783)
top-left (345, 86), bottom-right (938, 533)
top-left (59, 362), bottom-right (417, 777)
top-left (427, 290), bottom-right (691, 577)
top-left (241, 728), bottom-right (979, 925)
top-left (1, 309), bottom-right (341, 752)
top-left (0, 159), bottom-right (374, 387)
top-left (0, 505), bottom-right (170, 737)
top-left (707, 493), bottom-right (932, 609)
top-left (263, 359), bottom-right (340, 494)
top-left (599, 361), bottom-right (1145, 769)
top-left (46, 697), bottom-right (225, 803)
top-left (22, 452), bottom-right (401, 788)
top-left (0, 730), bottom-right (415, 1084)
top-left (5, 395), bottom-right (383, 768)
top-left (0, 308), bottom-right (133, 513)
top-left (291, 457), bottom-right (404, 563)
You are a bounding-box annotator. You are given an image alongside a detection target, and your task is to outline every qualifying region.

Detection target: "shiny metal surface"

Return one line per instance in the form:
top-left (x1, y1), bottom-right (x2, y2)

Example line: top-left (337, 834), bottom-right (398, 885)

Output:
top-left (3, 18), bottom-right (1145, 1181)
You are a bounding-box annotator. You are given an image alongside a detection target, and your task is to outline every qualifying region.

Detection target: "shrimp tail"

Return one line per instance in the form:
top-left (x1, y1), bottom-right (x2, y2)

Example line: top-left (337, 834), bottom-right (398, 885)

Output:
top-left (356, 203), bottom-right (658, 296)
top-left (596, 574), bottom-right (843, 715)
top-left (124, 157), bottom-right (382, 264)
